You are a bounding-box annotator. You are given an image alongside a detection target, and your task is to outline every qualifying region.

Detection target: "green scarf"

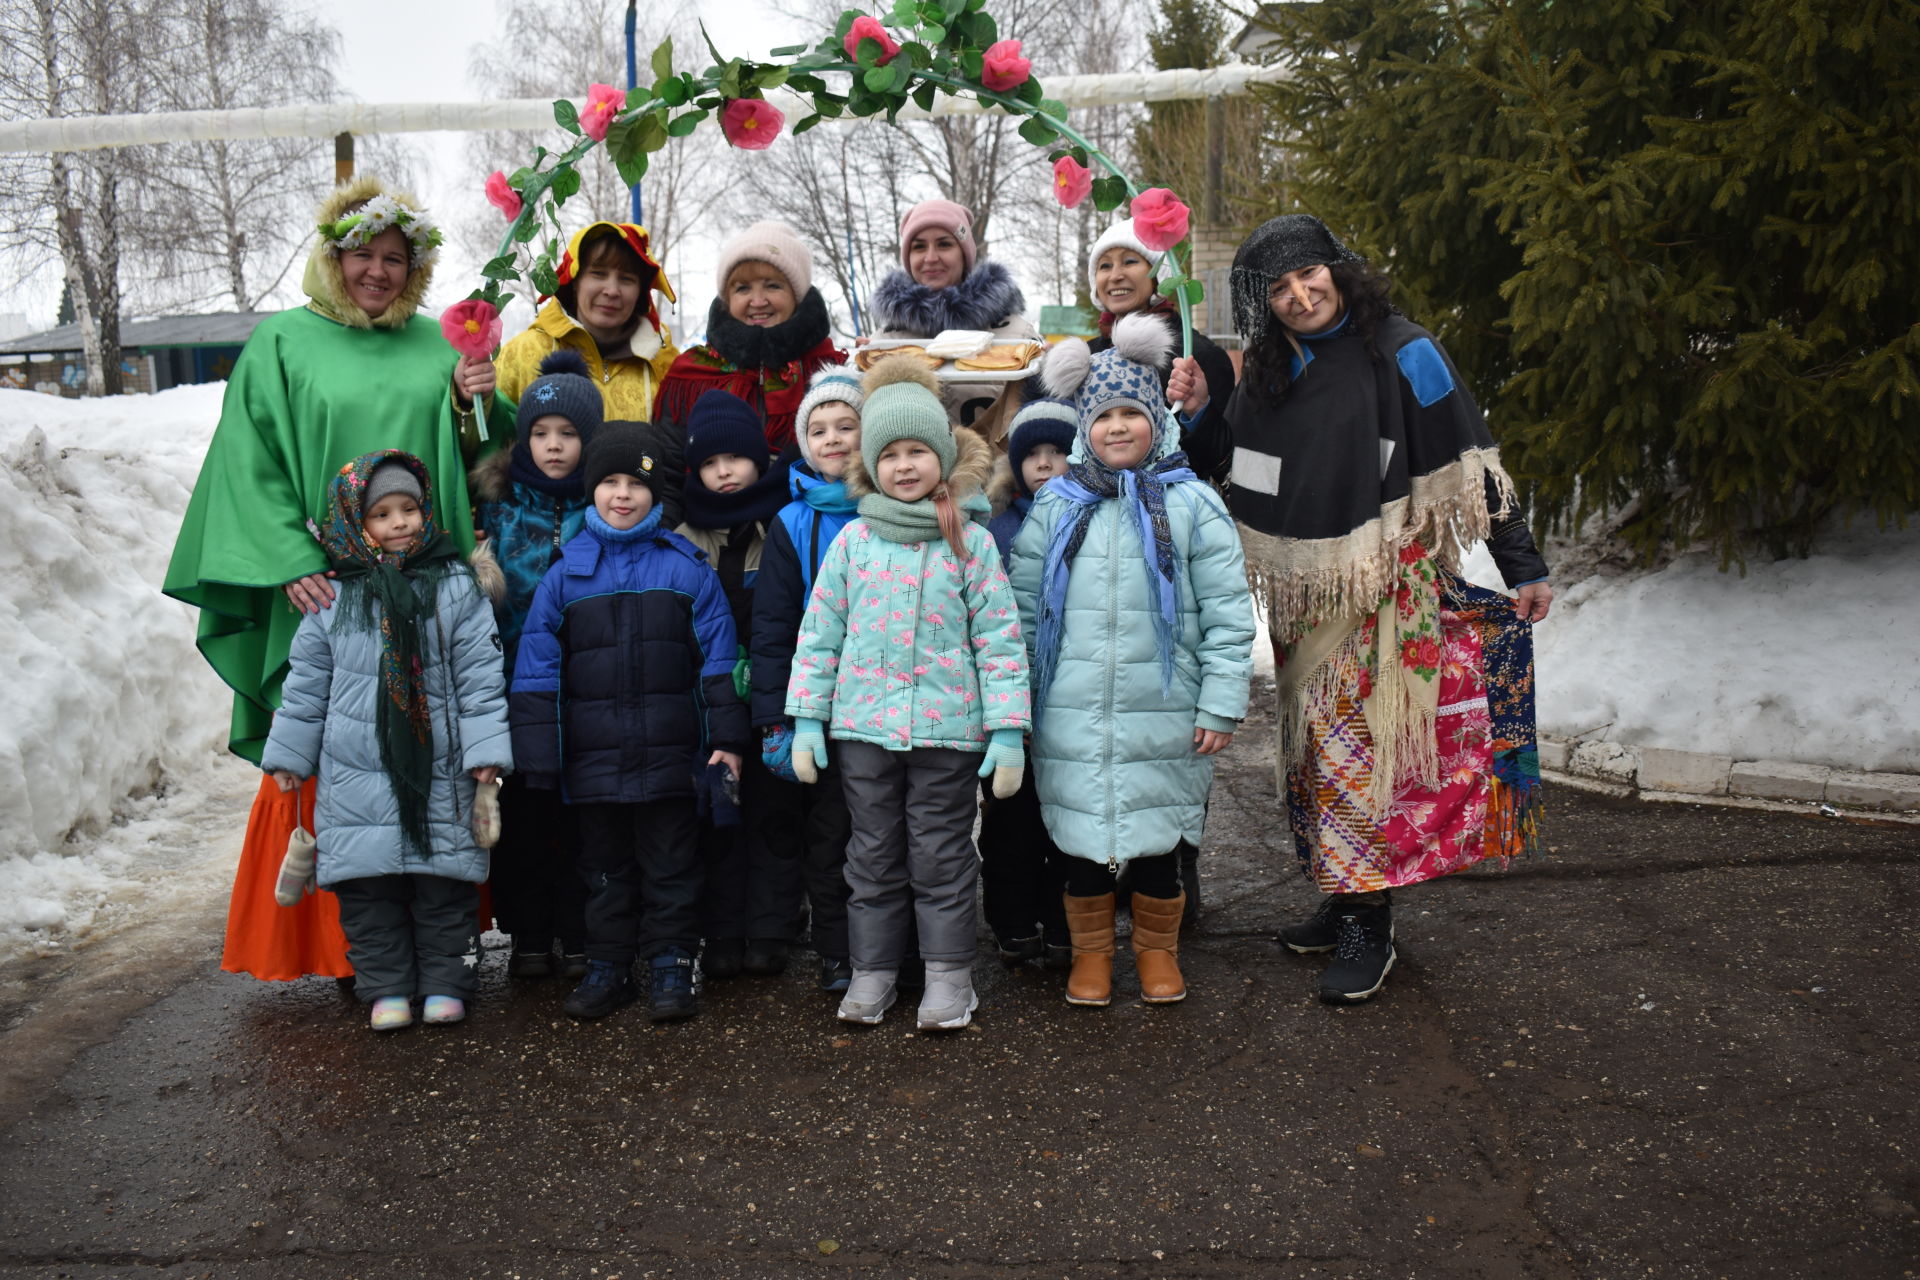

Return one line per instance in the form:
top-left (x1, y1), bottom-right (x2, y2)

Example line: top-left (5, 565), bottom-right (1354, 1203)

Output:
top-left (856, 490), bottom-right (992, 545)
top-left (317, 451), bottom-right (462, 858)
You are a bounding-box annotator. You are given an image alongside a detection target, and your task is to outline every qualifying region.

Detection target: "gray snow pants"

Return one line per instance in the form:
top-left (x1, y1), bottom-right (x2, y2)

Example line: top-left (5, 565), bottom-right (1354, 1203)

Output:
top-left (332, 874), bottom-right (480, 1002)
top-left (837, 741), bottom-right (980, 968)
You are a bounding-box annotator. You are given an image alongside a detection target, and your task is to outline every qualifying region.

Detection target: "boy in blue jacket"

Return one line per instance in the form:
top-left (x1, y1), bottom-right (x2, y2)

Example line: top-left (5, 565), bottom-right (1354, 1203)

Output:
top-left (512, 423), bottom-right (749, 1022)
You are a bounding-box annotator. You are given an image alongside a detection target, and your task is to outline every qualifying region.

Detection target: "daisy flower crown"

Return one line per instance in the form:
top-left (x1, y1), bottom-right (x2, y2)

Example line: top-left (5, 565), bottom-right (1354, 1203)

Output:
top-left (319, 195), bottom-right (443, 269)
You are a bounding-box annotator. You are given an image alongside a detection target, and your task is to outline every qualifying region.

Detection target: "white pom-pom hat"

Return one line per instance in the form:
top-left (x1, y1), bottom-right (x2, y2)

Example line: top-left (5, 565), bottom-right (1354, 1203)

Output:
top-left (1037, 312), bottom-right (1178, 461)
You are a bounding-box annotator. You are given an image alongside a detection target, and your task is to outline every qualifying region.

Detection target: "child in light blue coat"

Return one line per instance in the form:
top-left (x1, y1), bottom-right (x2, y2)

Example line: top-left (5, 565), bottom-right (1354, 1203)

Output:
top-left (1008, 314), bottom-right (1255, 1009)
top-left (263, 452), bottom-right (512, 1032)
top-left (786, 356), bottom-right (1031, 1031)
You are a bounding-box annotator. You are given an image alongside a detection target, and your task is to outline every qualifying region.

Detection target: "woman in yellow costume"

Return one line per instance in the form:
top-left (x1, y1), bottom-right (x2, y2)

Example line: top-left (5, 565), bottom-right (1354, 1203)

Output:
top-left (495, 221), bottom-right (679, 421)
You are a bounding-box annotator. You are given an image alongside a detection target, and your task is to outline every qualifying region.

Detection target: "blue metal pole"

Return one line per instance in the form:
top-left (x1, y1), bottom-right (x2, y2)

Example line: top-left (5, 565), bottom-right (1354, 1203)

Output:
top-left (846, 226), bottom-right (862, 337)
top-left (625, 1), bottom-right (643, 224)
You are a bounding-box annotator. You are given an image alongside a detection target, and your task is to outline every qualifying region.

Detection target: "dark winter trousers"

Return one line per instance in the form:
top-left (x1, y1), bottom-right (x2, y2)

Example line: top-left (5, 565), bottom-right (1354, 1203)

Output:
top-left (729, 758), bottom-right (854, 960)
top-left (979, 771), bottom-right (1069, 945)
top-left (332, 873), bottom-right (480, 1003)
top-left (576, 799), bottom-right (701, 965)
top-left (1065, 850), bottom-right (1181, 899)
top-left (489, 775), bottom-right (586, 950)
top-left (838, 742), bottom-right (980, 968)
top-left (701, 753), bottom-right (810, 944)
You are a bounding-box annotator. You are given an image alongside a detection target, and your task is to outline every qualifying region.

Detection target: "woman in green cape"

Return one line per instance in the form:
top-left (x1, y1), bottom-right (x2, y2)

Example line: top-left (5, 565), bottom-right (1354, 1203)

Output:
top-left (164, 176), bottom-right (513, 982)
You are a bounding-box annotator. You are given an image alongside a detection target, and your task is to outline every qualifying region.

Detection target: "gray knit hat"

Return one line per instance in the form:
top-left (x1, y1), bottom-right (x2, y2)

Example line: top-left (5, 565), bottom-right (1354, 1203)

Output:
top-left (794, 364), bottom-right (865, 471)
top-left (858, 355), bottom-right (955, 481)
top-left (364, 458), bottom-right (424, 509)
top-left (515, 349), bottom-right (604, 443)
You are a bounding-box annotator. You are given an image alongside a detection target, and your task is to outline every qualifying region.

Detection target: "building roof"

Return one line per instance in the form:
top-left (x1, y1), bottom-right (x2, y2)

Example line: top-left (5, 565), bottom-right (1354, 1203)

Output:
top-left (0, 310), bottom-right (276, 355)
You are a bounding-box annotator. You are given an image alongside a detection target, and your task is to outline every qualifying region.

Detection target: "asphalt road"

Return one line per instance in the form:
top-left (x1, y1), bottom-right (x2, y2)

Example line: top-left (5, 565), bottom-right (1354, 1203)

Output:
top-left (2, 706), bottom-right (1916, 1279)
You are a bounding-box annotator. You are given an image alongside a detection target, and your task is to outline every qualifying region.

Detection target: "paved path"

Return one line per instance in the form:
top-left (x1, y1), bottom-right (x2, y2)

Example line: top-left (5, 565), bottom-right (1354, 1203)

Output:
top-left (2, 707), bottom-right (1915, 1278)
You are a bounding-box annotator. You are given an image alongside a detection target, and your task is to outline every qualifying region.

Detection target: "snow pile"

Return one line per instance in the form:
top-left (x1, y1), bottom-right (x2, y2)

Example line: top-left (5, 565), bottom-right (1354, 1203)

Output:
top-left (1466, 528), bottom-right (1920, 773)
top-left (0, 384), bottom-right (247, 960)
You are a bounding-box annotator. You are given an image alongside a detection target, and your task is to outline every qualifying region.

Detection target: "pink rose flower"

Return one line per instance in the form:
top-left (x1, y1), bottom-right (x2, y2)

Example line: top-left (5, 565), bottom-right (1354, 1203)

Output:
top-left (722, 98), bottom-right (785, 151)
top-left (581, 82), bottom-right (625, 142)
top-left (1052, 155), bottom-right (1092, 209)
top-left (1129, 187), bottom-right (1191, 251)
top-left (484, 170), bottom-right (521, 220)
top-left (843, 16), bottom-right (900, 65)
top-left (440, 298), bottom-right (502, 359)
top-left (981, 39), bottom-right (1031, 93)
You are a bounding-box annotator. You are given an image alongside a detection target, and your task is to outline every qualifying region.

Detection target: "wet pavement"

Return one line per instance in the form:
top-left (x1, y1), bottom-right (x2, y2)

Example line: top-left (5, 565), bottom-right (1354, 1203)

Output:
top-left (2, 701), bottom-right (1917, 1279)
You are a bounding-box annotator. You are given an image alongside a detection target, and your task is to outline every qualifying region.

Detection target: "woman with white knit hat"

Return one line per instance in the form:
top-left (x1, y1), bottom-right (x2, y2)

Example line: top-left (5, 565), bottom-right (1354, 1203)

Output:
top-left (654, 220), bottom-right (847, 452)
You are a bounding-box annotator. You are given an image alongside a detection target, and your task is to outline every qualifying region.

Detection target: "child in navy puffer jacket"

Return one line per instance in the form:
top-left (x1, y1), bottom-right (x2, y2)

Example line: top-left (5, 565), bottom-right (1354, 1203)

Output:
top-left (512, 423), bottom-right (749, 1024)
top-left (473, 350), bottom-right (599, 982)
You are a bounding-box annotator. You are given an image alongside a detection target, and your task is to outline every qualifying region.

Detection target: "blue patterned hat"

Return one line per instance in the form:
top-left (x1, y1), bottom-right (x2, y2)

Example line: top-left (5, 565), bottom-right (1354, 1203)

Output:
top-left (1036, 312), bottom-right (1178, 462)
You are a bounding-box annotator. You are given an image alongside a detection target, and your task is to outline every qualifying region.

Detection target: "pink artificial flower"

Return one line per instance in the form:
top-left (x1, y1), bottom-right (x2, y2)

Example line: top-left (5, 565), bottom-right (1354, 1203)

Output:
top-left (721, 98), bottom-right (785, 151)
top-left (581, 82), bottom-right (625, 142)
top-left (1052, 155), bottom-right (1092, 209)
top-left (981, 39), bottom-right (1031, 93)
top-left (843, 16), bottom-right (900, 65)
top-left (484, 170), bottom-right (522, 220)
top-left (1130, 187), bottom-right (1192, 251)
top-left (440, 298), bottom-right (502, 359)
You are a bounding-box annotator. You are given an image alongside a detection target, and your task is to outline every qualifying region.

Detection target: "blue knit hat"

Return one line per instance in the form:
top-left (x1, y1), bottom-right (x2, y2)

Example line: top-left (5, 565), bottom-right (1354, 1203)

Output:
top-left (1037, 312), bottom-right (1178, 461)
top-left (1006, 398), bottom-right (1076, 497)
top-left (515, 349), bottom-right (604, 443)
top-left (684, 389), bottom-right (770, 475)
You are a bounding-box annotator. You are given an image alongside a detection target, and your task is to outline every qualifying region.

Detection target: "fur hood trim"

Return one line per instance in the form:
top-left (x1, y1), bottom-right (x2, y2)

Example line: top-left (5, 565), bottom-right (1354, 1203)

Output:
top-left (986, 453), bottom-right (1020, 516)
top-left (845, 425), bottom-right (993, 503)
top-left (468, 540), bottom-right (507, 603)
top-left (469, 447), bottom-right (513, 505)
top-left (301, 175), bottom-right (434, 330)
top-left (869, 259), bottom-right (1027, 336)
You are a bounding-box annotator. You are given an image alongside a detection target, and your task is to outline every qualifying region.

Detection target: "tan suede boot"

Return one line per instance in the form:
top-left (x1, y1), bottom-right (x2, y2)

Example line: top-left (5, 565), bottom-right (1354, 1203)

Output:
top-left (1062, 893), bottom-right (1115, 1007)
top-left (1130, 892), bottom-right (1187, 1003)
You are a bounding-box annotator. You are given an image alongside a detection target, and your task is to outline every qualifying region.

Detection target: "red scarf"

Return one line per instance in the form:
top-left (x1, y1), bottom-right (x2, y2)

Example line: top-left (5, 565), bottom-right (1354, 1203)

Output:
top-left (654, 339), bottom-right (845, 453)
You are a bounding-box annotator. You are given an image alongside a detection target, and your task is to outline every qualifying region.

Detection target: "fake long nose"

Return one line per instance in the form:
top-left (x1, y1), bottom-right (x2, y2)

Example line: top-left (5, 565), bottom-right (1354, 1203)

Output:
top-left (1290, 278), bottom-right (1316, 312)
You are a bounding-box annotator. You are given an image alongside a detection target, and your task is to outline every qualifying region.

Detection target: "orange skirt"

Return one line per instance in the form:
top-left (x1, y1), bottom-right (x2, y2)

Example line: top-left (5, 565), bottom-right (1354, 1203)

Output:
top-left (221, 774), bottom-right (352, 981)
top-left (220, 774), bottom-right (499, 982)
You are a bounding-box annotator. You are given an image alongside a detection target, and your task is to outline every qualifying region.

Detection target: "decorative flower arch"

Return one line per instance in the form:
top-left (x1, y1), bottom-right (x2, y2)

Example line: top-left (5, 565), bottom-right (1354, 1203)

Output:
top-left (443, 2), bottom-right (1200, 363)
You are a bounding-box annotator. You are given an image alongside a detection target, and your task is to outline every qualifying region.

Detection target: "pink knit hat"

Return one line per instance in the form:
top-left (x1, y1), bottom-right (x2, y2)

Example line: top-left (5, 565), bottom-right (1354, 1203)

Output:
top-left (897, 198), bottom-right (978, 278)
top-left (715, 220), bottom-right (813, 300)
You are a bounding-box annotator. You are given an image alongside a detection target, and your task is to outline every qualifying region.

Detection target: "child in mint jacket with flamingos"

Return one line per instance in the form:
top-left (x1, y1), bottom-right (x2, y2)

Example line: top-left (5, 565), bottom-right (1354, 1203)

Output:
top-left (785, 355), bottom-right (1030, 1033)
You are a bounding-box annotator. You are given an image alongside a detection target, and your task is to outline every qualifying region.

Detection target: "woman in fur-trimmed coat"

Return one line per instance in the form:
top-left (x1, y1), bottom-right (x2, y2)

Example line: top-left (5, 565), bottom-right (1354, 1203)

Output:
top-left (869, 198), bottom-right (1042, 429)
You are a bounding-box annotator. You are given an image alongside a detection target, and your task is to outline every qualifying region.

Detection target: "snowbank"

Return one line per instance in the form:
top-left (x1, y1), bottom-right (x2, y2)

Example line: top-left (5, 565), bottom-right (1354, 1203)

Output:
top-left (0, 384), bottom-right (244, 960)
top-left (1466, 528), bottom-right (1920, 773)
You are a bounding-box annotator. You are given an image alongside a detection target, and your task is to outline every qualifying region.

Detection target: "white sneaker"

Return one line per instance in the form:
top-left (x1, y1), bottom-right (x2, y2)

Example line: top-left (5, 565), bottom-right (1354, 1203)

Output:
top-left (836, 969), bottom-right (898, 1024)
top-left (916, 960), bottom-right (978, 1030)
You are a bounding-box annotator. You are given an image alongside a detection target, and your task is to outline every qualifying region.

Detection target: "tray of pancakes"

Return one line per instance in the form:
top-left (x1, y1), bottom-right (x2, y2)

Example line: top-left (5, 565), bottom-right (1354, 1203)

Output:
top-left (855, 334), bottom-right (1048, 382)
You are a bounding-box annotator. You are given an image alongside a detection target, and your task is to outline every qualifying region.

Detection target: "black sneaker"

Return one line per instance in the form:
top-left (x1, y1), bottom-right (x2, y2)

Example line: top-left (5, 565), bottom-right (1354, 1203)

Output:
top-left (817, 955), bottom-right (853, 992)
top-left (1041, 935), bottom-right (1073, 972)
top-left (702, 938), bottom-right (746, 980)
top-left (1319, 900), bottom-right (1396, 1004)
top-left (997, 933), bottom-right (1044, 966)
top-left (559, 947), bottom-right (589, 981)
top-left (1277, 898), bottom-right (1343, 954)
top-left (508, 936), bottom-right (555, 979)
top-left (743, 938), bottom-right (789, 976)
top-left (648, 949), bottom-right (699, 1021)
top-left (563, 960), bottom-right (638, 1019)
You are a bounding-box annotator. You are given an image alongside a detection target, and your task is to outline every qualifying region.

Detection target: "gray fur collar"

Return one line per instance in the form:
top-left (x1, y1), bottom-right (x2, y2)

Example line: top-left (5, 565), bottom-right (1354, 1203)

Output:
top-left (870, 260), bottom-right (1027, 335)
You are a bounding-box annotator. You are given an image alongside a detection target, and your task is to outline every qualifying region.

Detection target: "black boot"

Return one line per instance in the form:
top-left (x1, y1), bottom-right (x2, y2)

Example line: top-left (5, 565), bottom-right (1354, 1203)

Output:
top-left (1318, 893), bottom-right (1395, 1004)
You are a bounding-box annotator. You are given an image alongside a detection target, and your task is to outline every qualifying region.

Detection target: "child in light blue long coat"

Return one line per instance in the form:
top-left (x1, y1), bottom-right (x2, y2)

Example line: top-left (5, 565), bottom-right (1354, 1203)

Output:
top-left (1008, 314), bottom-right (1255, 1009)
top-left (263, 452), bottom-right (512, 1032)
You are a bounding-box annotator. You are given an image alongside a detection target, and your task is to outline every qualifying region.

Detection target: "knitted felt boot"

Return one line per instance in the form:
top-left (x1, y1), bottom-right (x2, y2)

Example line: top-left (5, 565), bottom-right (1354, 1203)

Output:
top-left (1129, 892), bottom-right (1187, 1004)
top-left (1062, 893), bottom-right (1116, 1007)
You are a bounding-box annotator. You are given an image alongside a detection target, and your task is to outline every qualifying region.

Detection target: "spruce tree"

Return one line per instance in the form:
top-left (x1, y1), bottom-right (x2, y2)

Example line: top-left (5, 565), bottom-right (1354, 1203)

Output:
top-left (1253, 0), bottom-right (1920, 560)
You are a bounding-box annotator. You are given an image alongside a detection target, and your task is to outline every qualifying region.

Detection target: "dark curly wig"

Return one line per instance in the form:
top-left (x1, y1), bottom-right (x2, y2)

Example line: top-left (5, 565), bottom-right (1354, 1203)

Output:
top-left (1240, 260), bottom-right (1400, 405)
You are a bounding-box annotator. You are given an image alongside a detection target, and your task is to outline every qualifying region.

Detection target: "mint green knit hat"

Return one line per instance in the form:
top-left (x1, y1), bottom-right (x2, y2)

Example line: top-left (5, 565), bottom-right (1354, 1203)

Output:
top-left (858, 354), bottom-right (955, 480)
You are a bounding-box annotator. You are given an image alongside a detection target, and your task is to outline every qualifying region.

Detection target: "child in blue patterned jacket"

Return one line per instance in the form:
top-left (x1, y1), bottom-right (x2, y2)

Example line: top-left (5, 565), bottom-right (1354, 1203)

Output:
top-left (786, 356), bottom-right (1031, 1031)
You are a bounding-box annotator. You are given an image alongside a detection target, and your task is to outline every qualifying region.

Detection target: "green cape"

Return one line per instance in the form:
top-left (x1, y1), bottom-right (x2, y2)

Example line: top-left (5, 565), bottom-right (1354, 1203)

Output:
top-left (163, 306), bottom-right (513, 762)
